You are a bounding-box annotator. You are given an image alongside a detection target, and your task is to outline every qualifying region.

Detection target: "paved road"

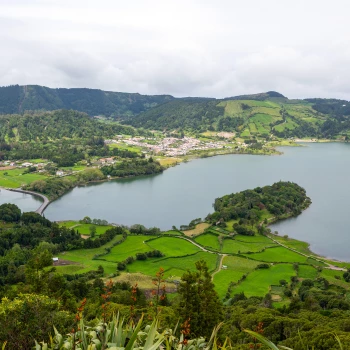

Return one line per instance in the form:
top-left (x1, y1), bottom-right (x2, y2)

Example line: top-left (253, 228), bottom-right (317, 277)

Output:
top-left (7, 188), bottom-right (50, 215)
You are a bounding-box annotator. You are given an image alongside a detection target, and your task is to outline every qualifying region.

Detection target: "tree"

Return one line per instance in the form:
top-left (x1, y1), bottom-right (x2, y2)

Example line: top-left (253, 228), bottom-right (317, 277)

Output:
top-left (89, 225), bottom-right (97, 238)
top-left (178, 260), bottom-right (223, 338)
top-left (0, 203), bottom-right (21, 222)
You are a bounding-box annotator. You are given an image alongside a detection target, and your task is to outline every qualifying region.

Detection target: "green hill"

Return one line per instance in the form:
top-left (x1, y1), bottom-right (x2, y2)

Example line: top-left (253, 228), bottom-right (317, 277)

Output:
top-left (0, 85), bottom-right (174, 117)
top-left (124, 93), bottom-right (350, 139)
top-left (1, 85), bottom-right (350, 139)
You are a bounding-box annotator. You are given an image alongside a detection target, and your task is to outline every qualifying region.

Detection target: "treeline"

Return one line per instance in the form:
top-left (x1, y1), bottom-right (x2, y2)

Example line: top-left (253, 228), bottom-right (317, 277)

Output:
top-left (24, 168), bottom-right (104, 199)
top-left (207, 181), bottom-right (311, 225)
top-left (0, 204), bottom-right (127, 285)
top-left (101, 157), bottom-right (164, 177)
top-left (25, 158), bottom-right (163, 200)
top-left (0, 110), bottom-right (141, 141)
top-left (0, 136), bottom-right (140, 165)
top-left (0, 85), bottom-right (174, 117)
top-left (123, 99), bottom-right (224, 132)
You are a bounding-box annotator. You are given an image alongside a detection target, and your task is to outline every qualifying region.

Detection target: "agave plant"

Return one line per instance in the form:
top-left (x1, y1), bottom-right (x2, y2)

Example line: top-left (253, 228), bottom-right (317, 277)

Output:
top-left (34, 314), bottom-right (224, 350)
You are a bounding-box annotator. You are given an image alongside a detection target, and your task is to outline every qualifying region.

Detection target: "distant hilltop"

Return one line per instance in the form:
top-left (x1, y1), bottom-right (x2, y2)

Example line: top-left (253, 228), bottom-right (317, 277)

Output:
top-left (0, 84), bottom-right (174, 117)
top-left (1, 84), bottom-right (350, 139)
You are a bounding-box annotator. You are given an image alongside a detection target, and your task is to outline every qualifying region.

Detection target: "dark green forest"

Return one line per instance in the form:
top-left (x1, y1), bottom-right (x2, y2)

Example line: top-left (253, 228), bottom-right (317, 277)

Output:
top-left (0, 85), bottom-right (173, 117)
top-left (207, 182), bottom-right (311, 226)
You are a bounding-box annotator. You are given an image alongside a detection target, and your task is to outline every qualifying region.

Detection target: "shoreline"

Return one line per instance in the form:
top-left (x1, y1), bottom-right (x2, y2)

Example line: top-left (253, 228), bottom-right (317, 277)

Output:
top-left (4, 188), bottom-right (50, 215)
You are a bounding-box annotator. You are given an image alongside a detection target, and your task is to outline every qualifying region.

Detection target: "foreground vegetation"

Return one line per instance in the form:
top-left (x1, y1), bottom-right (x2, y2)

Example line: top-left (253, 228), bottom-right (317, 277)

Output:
top-left (1, 182), bottom-right (350, 349)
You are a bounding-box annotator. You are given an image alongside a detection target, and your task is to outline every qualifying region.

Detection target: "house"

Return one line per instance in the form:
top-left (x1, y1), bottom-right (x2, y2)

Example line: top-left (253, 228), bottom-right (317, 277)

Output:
top-left (222, 265), bottom-right (228, 270)
top-left (56, 170), bottom-right (64, 176)
top-left (52, 257), bottom-right (59, 262)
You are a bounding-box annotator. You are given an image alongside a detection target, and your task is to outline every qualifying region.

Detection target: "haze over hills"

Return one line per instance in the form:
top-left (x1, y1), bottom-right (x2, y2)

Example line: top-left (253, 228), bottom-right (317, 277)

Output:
top-left (1, 85), bottom-right (350, 139)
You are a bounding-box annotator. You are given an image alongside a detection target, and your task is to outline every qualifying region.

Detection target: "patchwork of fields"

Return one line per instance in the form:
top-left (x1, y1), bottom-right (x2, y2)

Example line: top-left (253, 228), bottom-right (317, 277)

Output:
top-left (56, 220), bottom-right (349, 306)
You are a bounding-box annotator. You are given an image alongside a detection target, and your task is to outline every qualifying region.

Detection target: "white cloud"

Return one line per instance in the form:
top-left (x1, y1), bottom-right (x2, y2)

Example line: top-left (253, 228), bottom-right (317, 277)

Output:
top-left (0, 0), bottom-right (350, 99)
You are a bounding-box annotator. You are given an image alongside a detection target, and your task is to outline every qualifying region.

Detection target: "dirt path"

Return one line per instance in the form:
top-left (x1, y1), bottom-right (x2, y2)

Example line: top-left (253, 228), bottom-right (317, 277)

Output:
top-left (211, 254), bottom-right (227, 281)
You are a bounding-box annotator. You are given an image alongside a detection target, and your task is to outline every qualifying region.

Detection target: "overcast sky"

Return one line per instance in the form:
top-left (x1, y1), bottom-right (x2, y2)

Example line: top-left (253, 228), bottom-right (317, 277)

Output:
top-left (0, 0), bottom-right (349, 99)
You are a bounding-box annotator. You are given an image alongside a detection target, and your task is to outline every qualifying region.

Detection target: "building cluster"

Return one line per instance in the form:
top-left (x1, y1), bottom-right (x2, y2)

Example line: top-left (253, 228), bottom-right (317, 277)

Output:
top-left (106, 136), bottom-right (227, 156)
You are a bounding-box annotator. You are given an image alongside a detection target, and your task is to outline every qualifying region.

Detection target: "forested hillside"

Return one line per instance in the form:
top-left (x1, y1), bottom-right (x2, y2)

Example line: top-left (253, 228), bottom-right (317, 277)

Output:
top-left (0, 85), bottom-right (174, 117)
top-left (124, 92), bottom-right (350, 139)
top-left (1, 85), bottom-right (350, 139)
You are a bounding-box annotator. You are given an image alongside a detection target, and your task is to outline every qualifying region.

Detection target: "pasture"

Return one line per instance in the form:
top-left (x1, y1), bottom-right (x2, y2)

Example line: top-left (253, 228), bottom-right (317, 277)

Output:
top-left (194, 233), bottom-right (221, 251)
top-left (243, 246), bottom-right (309, 263)
top-left (230, 263), bottom-right (296, 297)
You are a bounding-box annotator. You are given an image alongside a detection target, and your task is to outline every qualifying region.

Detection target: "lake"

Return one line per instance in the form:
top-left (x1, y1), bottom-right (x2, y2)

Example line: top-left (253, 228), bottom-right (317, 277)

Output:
top-left (5, 142), bottom-right (350, 261)
top-left (0, 189), bottom-right (42, 212)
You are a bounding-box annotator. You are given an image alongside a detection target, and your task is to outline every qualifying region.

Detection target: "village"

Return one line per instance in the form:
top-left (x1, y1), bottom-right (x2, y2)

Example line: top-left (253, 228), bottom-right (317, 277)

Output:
top-left (105, 135), bottom-right (244, 156)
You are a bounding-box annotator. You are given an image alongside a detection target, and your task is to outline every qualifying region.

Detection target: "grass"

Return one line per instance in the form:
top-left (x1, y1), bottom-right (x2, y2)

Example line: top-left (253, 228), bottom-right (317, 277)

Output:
top-left (194, 234), bottom-right (221, 251)
top-left (111, 272), bottom-right (176, 289)
top-left (58, 220), bottom-right (80, 228)
top-left (222, 238), bottom-right (276, 254)
top-left (235, 234), bottom-right (274, 243)
top-left (58, 221), bottom-right (113, 236)
top-left (75, 224), bottom-right (113, 236)
top-left (230, 264), bottom-right (296, 297)
top-left (298, 265), bottom-right (319, 279)
top-left (214, 255), bottom-right (261, 298)
top-left (146, 236), bottom-right (200, 257)
top-left (0, 168), bottom-right (48, 188)
top-left (56, 234), bottom-right (124, 275)
top-left (182, 223), bottom-right (211, 237)
top-left (320, 269), bottom-right (349, 289)
top-left (127, 251), bottom-right (218, 279)
top-left (105, 235), bottom-right (152, 262)
top-left (157, 157), bottom-right (182, 167)
top-left (269, 235), bottom-right (311, 255)
top-left (243, 246), bottom-right (308, 263)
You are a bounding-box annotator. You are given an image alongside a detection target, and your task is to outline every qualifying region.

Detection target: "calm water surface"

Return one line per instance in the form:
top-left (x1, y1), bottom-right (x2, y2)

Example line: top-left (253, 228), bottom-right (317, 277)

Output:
top-left (0, 189), bottom-right (42, 212)
top-left (43, 142), bottom-right (350, 260)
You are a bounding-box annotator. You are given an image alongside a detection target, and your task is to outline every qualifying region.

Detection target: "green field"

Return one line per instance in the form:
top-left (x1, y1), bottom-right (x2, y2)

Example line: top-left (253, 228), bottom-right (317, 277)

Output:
top-left (56, 234), bottom-right (124, 275)
top-left (298, 265), bottom-right (318, 279)
top-left (214, 256), bottom-right (261, 298)
top-left (194, 234), bottom-right (221, 251)
top-left (230, 264), bottom-right (296, 297)
top-left (271, 235), bottom-right (311, 255)
top-left (75, 224), bottom-right (113, 236)
top-left (127, 251), bottom-right (218, 279)
top-left (146, 236), bottom-right (200, 257)
top-left (0, 168), bottom-right (48, 188)
top-left (222, 238), bottom-right (276, 254)
top-left (243, 246), bottom-right (308, 263)
top-left (105, 235), bottom-right (152, 262)
top-left (59, 221), bottom-right (113, 236)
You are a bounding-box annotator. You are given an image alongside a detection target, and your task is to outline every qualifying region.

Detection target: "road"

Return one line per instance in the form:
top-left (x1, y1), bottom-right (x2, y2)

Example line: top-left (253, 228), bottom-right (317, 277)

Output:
top-left (7, 188), bottom-right (50, 215)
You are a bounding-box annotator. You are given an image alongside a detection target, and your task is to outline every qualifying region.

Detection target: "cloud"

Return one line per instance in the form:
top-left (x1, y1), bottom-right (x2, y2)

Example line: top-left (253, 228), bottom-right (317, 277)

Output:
top-left (0, 0), bottom-right (350, 100)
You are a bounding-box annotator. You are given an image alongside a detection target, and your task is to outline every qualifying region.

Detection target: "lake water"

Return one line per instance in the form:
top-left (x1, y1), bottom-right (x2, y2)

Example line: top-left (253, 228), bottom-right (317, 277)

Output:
top-left (7, 142), bottom-right (348, 261)
top-left (0, 189), bottom-right (42, 212)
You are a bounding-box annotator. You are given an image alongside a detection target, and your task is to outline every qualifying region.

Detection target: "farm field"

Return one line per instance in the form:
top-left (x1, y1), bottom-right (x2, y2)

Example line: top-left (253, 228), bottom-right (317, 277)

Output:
top-left (0, 168), bottom-right (48, 188)
top-left (243, 246), bottom-right (309, 263)
top-left (194, 233), bottom-right (220, 251)
top-left (222, 238), bottom-right (276, 254)
top-left (105, 235), bottom-right (152, 262)
top-left (56, 234), bottom-right (124, 275)
top-left (146, 236), bottom-right (200, 257)
top-left (182, 223), bottom-right (211, 236)
top-left (127, 251), bottom-right (218, 279)
top-left (59, 221), bottom-right (114, 236)
top-left (298, 265), bottom-right (318, 279)
top-left (214, 256), bottom-right (261, 298)
top-left (230, 263), bottom-right (296, 297)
